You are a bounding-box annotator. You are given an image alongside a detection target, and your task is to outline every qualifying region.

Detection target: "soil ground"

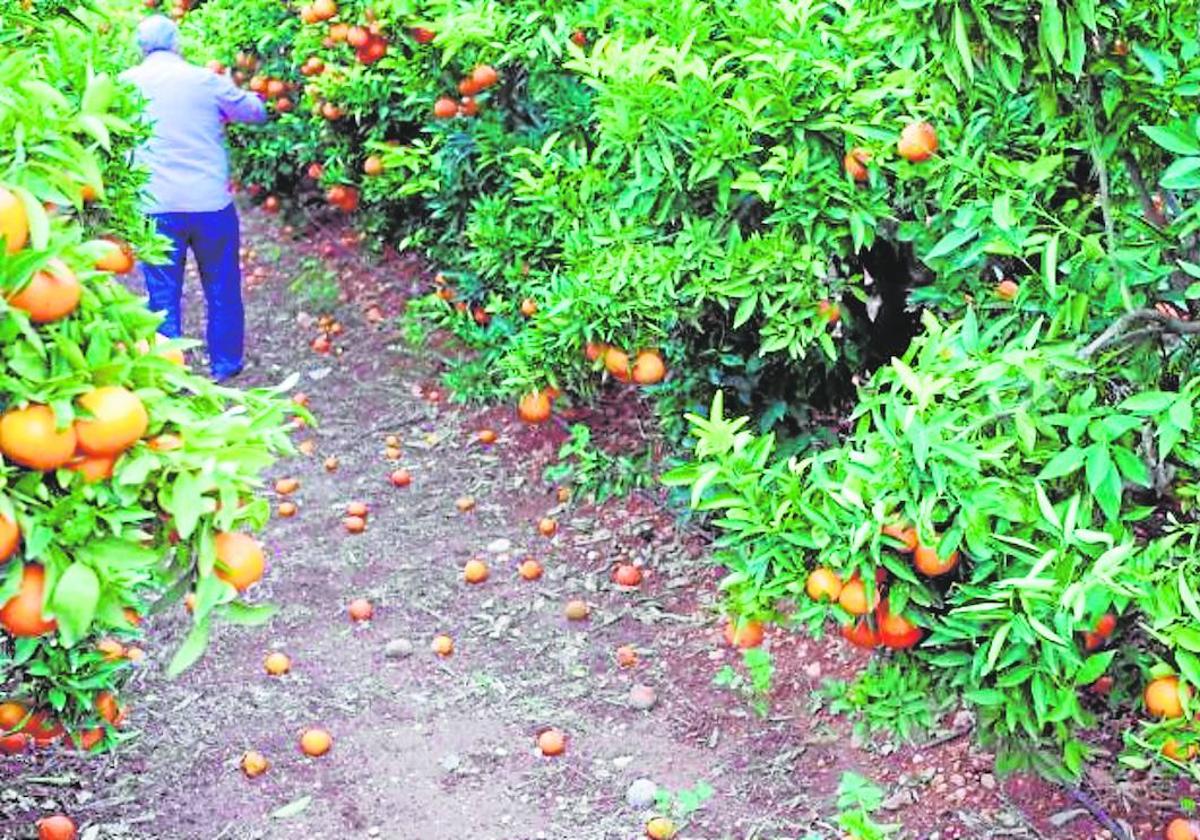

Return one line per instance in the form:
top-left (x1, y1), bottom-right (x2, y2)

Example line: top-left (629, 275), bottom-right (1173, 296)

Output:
top-left (0, 206), bottom-right (1179, 839)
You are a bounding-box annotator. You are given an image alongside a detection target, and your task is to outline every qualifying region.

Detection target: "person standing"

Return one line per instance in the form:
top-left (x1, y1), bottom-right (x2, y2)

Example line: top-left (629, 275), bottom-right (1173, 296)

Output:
top-left (121, 15), bottom-right (266, 382)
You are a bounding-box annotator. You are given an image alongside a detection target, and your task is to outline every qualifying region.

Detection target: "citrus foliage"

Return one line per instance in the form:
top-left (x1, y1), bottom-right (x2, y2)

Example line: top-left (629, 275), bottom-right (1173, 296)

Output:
top-left (184, 0), bottom-right (1200, 780)
top-left (0, 2), bottom-right (293, 754)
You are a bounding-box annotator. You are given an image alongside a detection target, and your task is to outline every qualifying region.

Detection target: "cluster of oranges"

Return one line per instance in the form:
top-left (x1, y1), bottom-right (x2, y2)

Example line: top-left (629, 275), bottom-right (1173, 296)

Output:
top-left (433, 64), bottom-right (500, 120)
top-left (584, 342), bottom-right (667, 386)
top-left (843, 120), bottom-right (938, 183)
top-left (309, 312), bottom-right (346, 355)
top-left (327, 20), bottom-right (390, 66)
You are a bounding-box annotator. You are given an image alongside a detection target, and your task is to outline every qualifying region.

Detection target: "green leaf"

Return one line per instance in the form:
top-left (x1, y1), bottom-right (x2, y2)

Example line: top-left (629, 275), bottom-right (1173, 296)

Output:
top-left (1141, 124), bottom-right (1200, 156)
top-left (166, 618), bottom-right (211, 678)
top-left (1037, 446), bottom-right (1085, 481)
top-left (48, 563), bottom-right (100, 647)
top-left (924, 227), bottom-right (978, 262)
top-left (271, 796), bottom-right (313, 819)
top-left (1039, 0), bottom-right (1065, 65)
top-left (1076, 651), bottom-right (1115, 684)
top-left (222, 602), bottom-right (279, 626)
top-left (1161, 158), bottom-right (1200, 191)
top-left (1043, 234), bottom-right (1059, 294)
top-left (953, 5), bottom-right (973, 81)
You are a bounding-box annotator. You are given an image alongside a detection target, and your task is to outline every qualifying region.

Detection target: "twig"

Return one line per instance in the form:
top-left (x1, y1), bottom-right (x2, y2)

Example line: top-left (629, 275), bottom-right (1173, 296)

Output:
top-left (1084, 80), bottom-right (1116, 254)
top-left (1065, 785), bottom-right (1133, 840)
top-left (1121, 152), bottom-right (1166, 229)
top-left (1081, 307), bottom-right (1200, 357)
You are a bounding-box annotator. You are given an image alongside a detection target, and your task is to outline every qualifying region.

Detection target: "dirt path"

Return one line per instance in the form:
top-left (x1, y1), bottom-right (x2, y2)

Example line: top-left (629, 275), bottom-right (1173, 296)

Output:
top-left (2, 207), bottom-right (1136, 840)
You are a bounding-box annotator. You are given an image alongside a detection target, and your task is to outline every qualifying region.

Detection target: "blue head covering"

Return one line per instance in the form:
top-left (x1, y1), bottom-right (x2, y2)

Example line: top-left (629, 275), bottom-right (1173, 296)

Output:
top-left (136, 15), bottom-right (181, 56)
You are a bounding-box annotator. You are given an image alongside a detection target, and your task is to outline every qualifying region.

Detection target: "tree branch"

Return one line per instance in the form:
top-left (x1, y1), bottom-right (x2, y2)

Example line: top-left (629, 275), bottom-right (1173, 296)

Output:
top-left (1121, 152), bottom-right (1167, 228)
top-left (1082, 307), bottom-right (1200, 357)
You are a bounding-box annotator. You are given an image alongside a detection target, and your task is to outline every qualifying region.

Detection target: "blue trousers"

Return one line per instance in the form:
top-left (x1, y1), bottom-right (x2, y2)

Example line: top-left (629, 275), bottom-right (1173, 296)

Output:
top-left (142, 203), bottom-right (244, 379)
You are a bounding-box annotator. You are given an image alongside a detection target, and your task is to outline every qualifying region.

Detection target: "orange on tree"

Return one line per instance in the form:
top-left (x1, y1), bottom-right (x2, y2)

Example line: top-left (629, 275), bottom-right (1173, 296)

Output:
top-left (518, 389), bottom-right (552, 424)
top-left (817, 299), bottom-right (840, 324)
top-left (363, 155), bottom-right (383, 176)
top-left (898, 120), bottom-right (938, 163)
top-left (0, 564), bottom-right (57, 637)
top-left (96, 637), bottom-right (125, 661)
top-left (913, 541), bottom-right (959, 577)
top-left (1146, 675), bottom-right (1191, 719)
top-left (843, 147), bottom-right (871, 182)
top-left (8, 259), bottom-right (81, 323)
top-left (0, 185), bottom-right (29, 253)
top-left (881, 523), bottom-right (918, 552)
top-left (996, 279), bottom-right (1019, 300)
top-left (632, 350), bottom-right (666, 385)
top-left (842, 619), bottom-right (879, 649)
top-left (805, 567), bottom-right (843, 602)
top-left (837, 575), bottom-right (878, 616)
top-left (520, 297), bottom-right (537, 317)
top-left (0, 514), bottom-right (18, 562)
top-left (67, 453), bottom-right (116, 483)
top-left (877, 601), bottom-right (922, 649)
top-left (74, 386), bottom-right (149, 457)
top-left (214, 532), bottom-right (266, 592)
top-left (0, 701), bottom-right (27, 732)
top-left (94, 239), bottom-right (134, 274)
top-left (1163, 738), bottom-right (1198, 762)
top-left (723, 618), bottom-right (764, 649)
top-left (412, 27), bottom-right (435, 43)
top-left (433, 97), bottom-right (458, 119)
top-left (472, 64), bottom-right (499, 89)
top-left (94, 692), bottom-right (125, 725)
top-left (604, 347), bottom-right (631, 381)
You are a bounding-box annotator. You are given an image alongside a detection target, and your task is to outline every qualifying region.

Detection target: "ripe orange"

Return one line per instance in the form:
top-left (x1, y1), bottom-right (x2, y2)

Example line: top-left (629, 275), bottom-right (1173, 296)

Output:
top-left (390, 468), bottom-right (412, 487)
top-left (346, 501), bottom-right (368, 518)
top-left (241, 750), bottom-right (269, 777)
top-left (148, 433), bottom-right (183, 452)
top-left (477, 428), bottom-right (498, 444)
top-left (1163, 738), bottom-right (1199, 762)
top-left (94, 239), bottom-right (134, 274)
top-left (0, 514), bottom-right (19, 562)
top-left (645, 817), bottom-right (677, 840)
top-left (434, 97), bottom-right (458, 119)
top-left (431, 633), bottom-right (454, 656)
top-left (324, 456), bottom-right (339, 472)
top-left (881, 523), bottom-right (918, 552)
top-left (723, 618), bottom-right (764, 649)
top-left (274, 477), bottom-right (300, 495)
top-left (1167, 818), bottom-right (1200, 840)
top-left (1095, 613), bottom-right (1117, 638)
top-left (124, 646), bottom-right (145, 664)
top-left (898, 120), bottom-right (938, 163)
top-left (75, 386), bottom-right (148, 457)
top-left (537, 728), bottom-right (565, 756)
top-left (96, 637), bottom-right (125, 661)
top-left (584, 341), bottom-right (607, 362)
top-left (837, 577), bottom-right (878, 616)
top-left (841, 619), bottom-right (879, 649)
top-left (329, 22), bottom-right (348, 41)
top-left (23, 709), bottom-right (63, 744)
top-left (518, 559), bottom-right (543, 580)
top-left (412, 27), bottom-right (435, 43)
top-left (262, 196), bottom-right (280, 213)
top-left (843, 147), bottom-right (871, 182)
top-left (1146, 676), bottom-right (1191, 719)
top-left (264, 652), bottom-right (291, 675)
top-left (564, 599), bottom-right (590, 621)
top-left (877, 601), bottom-right (922, 649)
top-left (996, 279), bottom-right (1019, 301)
top-left (343, 515), bottom-right (366, 533)
top-left (183, 592), bottom-right (196, 613)
top-left (363, 155), bottom-right (383, 176)
top-left (94, 691), bottom-right (125, 725)
top-left (0, 701), bottom-right (27, 732)
top-left (913, 543), bottom-right (959, 577)
top-left (0, 186), bottom-right (29, 254)
top-left (265, 79), bottom-right (285, 98)
top-left (472, 64), bottom-right (499, 89)
top-left (214, 532), bottom-right (266, 592)
top-left (385, 434), bottom-right (400, 448)
top-left (0, 564), bottom-right (57, 637)
top-left (616, 645), bottom-right (638, 668)
top-left (456, 496), bottom-right (476, 513)
top-left (538, 517), bottom-right (558, 537)
top-left (464, 559), bottom-right (489, 584)
top-left (556, 486), bottom-right (571, 503)
top-left (613, 564), bottom-right (642, 587)
top-left (348, 598), bottom-right (374, 621)
top-left (817, 299), bottom-right (840, 324)
top-left (604, 347), bottom-right (631, 381)
top-left (66, 453), bottom-right (116, 483)
top-left (0, 732), bottom-right (28, 754)
top-left (805, 567), bottom-right (843, 602)
top-left (631, 350), bottom-right (666, 385)
top-left (321, 102), bottom-right (343, 121)
top-left (8, 259), bottom-right (81, 323)
top-left (346, 25), bottom-right (369, 47)
top-left (299, 727), bottom-right (332, 757)
top-left (36, 814), bottom-right (77, 840)
top-left (520, 298), bottom-right (537, 317)
top-left (518, 390), bottom-right (552, 424)
top-left (311, 0), bottom-right (335, 19)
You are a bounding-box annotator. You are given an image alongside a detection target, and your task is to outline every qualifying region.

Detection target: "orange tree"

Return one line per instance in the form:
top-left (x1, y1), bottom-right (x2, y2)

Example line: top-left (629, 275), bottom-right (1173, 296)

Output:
top-left (186, 0), bottom-right (1200, 779)
top-left (0, 1), bottom-right (294, 755)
